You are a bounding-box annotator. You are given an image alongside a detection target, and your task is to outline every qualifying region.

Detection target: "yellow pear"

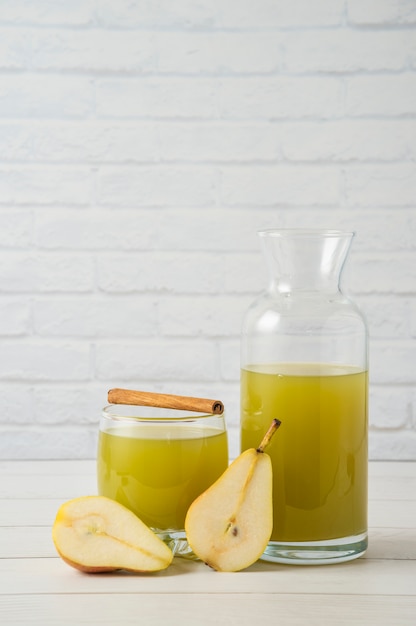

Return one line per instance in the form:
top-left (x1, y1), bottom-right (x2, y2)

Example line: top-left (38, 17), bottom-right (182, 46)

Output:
top-left (185, 419), bottom-right (281, 572)
top-left (52, 495), bottom-right (173, 573)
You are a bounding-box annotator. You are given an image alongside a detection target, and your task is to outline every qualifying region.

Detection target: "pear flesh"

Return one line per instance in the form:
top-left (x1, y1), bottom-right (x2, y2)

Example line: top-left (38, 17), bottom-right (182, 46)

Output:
top-left (185, 419), bottom-right (280, 572)
top-left (52, 495), bottom-right (173, 573)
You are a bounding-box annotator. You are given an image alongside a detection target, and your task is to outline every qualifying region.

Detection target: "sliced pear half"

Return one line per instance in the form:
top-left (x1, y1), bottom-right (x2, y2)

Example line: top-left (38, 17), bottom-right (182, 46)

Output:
top-left (185, 419), bottom-right (281, 572)
top-left (52, 495), bottom-right (173, 573)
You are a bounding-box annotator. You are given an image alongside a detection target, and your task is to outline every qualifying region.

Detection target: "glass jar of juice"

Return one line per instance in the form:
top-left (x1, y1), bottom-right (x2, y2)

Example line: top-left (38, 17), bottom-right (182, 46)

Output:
top-left (240, 229), bottom-right (368, 564)
top-left (97, 405), bottom-right (228, 557)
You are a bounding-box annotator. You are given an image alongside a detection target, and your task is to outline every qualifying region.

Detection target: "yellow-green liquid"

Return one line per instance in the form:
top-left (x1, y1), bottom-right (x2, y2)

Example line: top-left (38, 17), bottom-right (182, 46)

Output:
top-left (241, 364), bottom-right (368, 542)
top-left (97, 424), bottom-right (228, 531)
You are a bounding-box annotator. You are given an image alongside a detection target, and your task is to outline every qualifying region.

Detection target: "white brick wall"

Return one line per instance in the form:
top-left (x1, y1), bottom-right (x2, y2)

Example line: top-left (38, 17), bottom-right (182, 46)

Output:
top-left (0, 0), bottom-right (415, 460)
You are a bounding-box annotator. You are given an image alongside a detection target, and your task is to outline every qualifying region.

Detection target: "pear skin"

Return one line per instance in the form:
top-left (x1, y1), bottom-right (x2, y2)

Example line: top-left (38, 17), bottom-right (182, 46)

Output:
top-left (52, 495), bottom-right (173, 573)
top-left (185, 419), bottom-right (280, 572)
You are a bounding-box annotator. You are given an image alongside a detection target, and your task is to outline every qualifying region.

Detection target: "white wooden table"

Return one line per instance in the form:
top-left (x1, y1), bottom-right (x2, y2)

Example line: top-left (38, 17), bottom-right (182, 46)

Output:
top-left (1, 460), bottom-right (415, 625)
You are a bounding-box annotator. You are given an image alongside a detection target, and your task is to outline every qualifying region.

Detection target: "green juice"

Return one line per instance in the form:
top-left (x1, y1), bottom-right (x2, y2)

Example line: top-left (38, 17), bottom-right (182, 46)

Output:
top-left (97, 424), bottom-right (228, 531)
top-left (241, 363), bottom-right (368, 542)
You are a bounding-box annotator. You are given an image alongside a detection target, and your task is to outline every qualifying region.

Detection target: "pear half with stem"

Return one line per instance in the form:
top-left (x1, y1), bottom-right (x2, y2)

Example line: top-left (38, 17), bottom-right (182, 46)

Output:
top-left (185, 418), bottom-right (281, 572)
top-left (52, 495), bottom-right (173, 573)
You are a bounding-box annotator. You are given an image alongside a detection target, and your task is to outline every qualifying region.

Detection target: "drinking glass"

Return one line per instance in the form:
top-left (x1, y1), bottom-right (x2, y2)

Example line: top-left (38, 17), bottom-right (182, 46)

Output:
top-left (97, 404), bottom-right (228, 556)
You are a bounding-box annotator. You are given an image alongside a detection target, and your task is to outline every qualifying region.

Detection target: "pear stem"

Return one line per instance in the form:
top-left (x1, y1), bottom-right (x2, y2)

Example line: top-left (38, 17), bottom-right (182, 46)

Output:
top-left (256, 419), bottom-right (281, 453)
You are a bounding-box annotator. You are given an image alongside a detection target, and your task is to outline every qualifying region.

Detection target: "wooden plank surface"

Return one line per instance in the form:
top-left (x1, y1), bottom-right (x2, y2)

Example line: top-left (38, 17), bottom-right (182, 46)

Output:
top-left (0, 556), bottom-right (416, 596)
top-left (0, 473), bottom-right (97, 499)
top-left (0, 460), bottom-right (415, 626)
top-left (1, 593), bottom-right (415, 626)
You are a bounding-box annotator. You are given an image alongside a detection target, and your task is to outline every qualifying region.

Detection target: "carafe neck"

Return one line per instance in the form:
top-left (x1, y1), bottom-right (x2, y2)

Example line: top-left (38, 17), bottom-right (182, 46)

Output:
top-left (259, 229), bottom-right (354, 295)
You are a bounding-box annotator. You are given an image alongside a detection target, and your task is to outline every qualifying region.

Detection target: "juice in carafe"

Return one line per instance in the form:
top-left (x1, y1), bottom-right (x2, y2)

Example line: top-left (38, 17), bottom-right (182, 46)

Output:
top-left (241, 363), bottom-right (368, 542)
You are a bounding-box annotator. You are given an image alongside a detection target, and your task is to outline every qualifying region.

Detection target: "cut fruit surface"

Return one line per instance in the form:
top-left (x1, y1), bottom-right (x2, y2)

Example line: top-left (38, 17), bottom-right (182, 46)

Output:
top-left (185, 419), bottom-right (280, 572)
top-left (52, 495), bottom-right (173, 573)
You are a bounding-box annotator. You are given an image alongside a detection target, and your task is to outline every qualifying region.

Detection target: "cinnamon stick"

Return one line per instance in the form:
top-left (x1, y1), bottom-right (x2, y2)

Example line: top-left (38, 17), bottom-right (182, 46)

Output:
top-left (107, 388), bottom-right (224, 415)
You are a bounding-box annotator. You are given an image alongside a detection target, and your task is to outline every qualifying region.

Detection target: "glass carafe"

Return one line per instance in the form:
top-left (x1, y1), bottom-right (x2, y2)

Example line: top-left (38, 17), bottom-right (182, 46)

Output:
top-left (240, 229), bottom-right (368, 564)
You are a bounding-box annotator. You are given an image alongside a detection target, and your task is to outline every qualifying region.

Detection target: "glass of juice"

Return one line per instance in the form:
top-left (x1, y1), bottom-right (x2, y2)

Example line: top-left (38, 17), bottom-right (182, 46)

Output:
top-left (241, 230), bottom-right (368, 564)
top-left (97, 404), bottom-right (228, 556)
